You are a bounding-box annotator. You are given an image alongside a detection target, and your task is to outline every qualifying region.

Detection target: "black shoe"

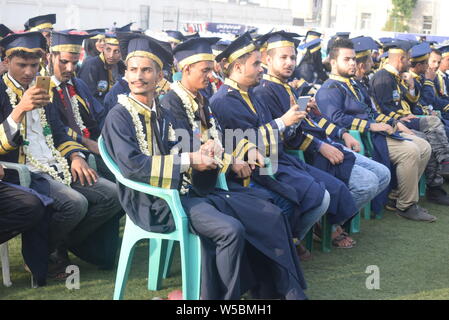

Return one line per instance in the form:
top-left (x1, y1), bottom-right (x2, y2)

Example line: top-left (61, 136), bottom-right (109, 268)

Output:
top-left (385, 198), bottom-right (397, 211)
top-left (426, 186), bottom-right (449, 206)
top-left (440, 162), bottom-right (449, 179)
top-left (396, 204), bottom-right (437, 222)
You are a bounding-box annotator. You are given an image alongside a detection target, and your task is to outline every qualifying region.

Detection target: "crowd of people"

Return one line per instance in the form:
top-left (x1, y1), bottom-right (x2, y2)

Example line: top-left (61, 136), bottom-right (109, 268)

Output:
top-left (1, 13), bottom-right (449, 300)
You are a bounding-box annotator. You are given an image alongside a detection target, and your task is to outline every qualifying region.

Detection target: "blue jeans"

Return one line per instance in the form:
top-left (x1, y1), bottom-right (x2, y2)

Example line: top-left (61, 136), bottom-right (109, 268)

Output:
top-left (346, 149), bottom-right (391, 211)
top-left (251, 183), bottom-right (330, 241)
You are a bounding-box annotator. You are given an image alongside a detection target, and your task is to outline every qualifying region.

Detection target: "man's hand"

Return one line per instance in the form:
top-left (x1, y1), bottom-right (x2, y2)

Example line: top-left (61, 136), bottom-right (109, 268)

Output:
top-left (190, 151), bottom-right (218, 172)
top-left (231, 161), bottom-right (253, 179)
top-left (342, 132), bottom-right (361, 153)
top-left (402, 72), bottom-right (415, 90)
top-left (70, 154), bottom-right (99, 186)
top-left (396, 121), bottom-right (415, 135)
top-left (11, 87), bottom-right (51, 124)
top-left (82, 138), bottom-right (99, 155)
top-left (0, 165), bottom-right (4, 180)
top-left (200, 139), bottom-right (224, 159)
top-left (400, 114), bottom-right (418, 122)
top-left (247, 148), bottom-right (265, 170)
top-left (281, 96), bottom-right (307, 127)
top-left (319, 143), bottom-right (344, 165)
top-left (369, 123), bottom-right (395, 135)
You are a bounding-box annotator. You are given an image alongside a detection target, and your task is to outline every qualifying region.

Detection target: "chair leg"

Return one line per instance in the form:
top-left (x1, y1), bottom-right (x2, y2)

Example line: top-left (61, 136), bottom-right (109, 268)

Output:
top-left (148, 238), bottom-right (169, 291)
top-left (163, 240), bottom-right (176, 279)
top-left (349, 212), bottom-right (361, 234)
top-left (419, 175), bottom-right (426, 197)
top-left (179, 233), bottom-right (201, 300)
top-left (0, 242), bottom-right (12, 287)
top-left (305, 229), bottom-right (313, 253)
top-left (321, 215), bottom-right (332, 253)
top-left (113, 237), bottom-right (138, 300)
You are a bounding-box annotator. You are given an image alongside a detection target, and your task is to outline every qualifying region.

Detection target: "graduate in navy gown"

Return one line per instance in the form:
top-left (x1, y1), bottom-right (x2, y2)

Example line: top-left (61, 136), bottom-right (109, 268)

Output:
top-left (103, 33), bottom-right (308, 300)
top-left (210, 32), bottom-right (358, 246)
top-left (253, 32), bottom-right (391, 240)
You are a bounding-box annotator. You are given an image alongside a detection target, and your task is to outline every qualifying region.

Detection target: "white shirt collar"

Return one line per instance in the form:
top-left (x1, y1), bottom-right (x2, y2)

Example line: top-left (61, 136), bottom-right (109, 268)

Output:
top-left (129, 94), bottom-right (156, 113)
top-left (7, 73), bottom-right (26, 90)
top-left (386, 64), bottom-right (399, 75)
top-left (51, 75), bottom-right (73, 87)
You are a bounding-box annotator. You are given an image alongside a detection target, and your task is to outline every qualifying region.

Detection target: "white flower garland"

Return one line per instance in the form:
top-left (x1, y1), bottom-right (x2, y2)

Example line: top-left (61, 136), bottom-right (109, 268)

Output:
top-left (118, 95), bottom-right (151, 156)
top-left (6, 86), bottom-right (72, 186)
top-left (170, 81), bottom-right (220, 142)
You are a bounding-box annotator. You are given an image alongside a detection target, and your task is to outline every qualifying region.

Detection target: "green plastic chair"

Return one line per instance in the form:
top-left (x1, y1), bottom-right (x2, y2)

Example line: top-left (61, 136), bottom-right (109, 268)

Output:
top-left (349, 130), bottom-right (378, 221)
top-left (98, 136), bottom-right (202, 300)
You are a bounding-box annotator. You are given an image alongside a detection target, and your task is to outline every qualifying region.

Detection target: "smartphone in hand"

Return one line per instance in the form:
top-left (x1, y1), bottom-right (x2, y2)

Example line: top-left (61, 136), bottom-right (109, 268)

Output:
top-left (35, 76), bottom-right (51, 93)
top-left (297, 96), bottom-right (312, 112)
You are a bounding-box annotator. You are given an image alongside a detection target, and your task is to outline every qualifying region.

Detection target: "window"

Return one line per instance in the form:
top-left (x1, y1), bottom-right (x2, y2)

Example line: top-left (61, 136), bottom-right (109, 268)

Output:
top-left (423, 16), bottom-right (433, 34)
top-left (360, 12), bottom-right (371, 30)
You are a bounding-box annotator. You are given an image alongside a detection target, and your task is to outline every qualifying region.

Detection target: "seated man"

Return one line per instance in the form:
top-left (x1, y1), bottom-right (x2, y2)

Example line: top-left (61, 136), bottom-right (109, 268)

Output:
top-left (0, 164), bottom-right (51, 286)
top-left (253, 31), bottom-right (391, 218)
top-left (370, 40), bottom-right (449, 206)
top-left (0, 31), bottom-right (122, 276)
top-left (103, 33), bottom-right (308, 300)
top-left (316, 38), bottom-right (434, 222)
top-left (210, 32), bottom-right (358, 248)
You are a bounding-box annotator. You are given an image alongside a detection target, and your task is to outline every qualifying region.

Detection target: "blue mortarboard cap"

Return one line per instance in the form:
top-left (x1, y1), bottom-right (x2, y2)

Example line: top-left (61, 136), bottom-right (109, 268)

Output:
top-left (306, 30), bottom-right (322, 39)
top-left (0, 24), bottom-right (13, 40)
top-left (299, 38), bottom-right (322, 53)
top-left (212, 39), bottom-right (231, 56)
top-left (0, 32), bottom-right (46, 57)
top-left (104, 32), bottom-right (119, 45)
top-left (24, 14), bottom-right (56, 31)
top-left (50, 31), bottom-right (89, 54)
top-left (384, 40), bottom-right (413, 54)
top-left (184, 32), bottom-right (200, 41)
top-left (257, 31), bottom-right (302, 51)
top-left (173, 37), bottom-right (219, 69)
top-left (352, 36), bottom-right (379, 58)
top-left (165, 30), bottom-right (186, 44)
top-left (410, 42), bottom-right (431, 62)
top-left (116, 23), bottom-right (134, 32)
top-left (378, 37), bottom-right (395, 46)
top-left (336, 32), bottom-right (350, 38)
top-left (216, 32), bottom-right (256, 63)
top-left (436, 44), bottom-right (449, 57)
top-left (117, 33), bottom-right (173, 69)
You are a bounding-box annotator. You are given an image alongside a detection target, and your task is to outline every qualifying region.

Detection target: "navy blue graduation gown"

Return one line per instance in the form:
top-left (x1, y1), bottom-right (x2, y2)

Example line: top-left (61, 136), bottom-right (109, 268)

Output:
top-left (210, 79), bottom-right (357, 225)
top-left (104, 78), bottom-right (130, 116)
top-left (316, 77), bottom-right (397, 214)
top-left (254, 76), bottom-right (356, 185)
top-left (78, 54), bottom-right (126, 104)
top-left (103, 95), bottom-right (307, 299)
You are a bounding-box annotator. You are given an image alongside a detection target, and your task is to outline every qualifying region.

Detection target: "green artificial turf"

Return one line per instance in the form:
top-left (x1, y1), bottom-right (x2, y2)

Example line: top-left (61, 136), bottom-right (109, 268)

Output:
top-left (1, 191), bottom-right (449, 300)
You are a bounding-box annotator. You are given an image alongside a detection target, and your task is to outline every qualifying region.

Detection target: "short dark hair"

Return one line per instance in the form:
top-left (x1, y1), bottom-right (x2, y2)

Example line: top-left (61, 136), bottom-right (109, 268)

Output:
top-left (83, 39), bottom-right (101, 57)
top-left (410, 60), bottom-right (427, 68)
top-left (225, 52), bottom-right (253, 77)
top-left (329, 38), bottom-right (354, 61)
top-left (6, 50), bottom-right (44, 61)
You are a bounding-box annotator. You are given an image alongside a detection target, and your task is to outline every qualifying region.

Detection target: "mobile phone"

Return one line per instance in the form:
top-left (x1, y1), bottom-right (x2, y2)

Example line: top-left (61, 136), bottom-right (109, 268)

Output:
top-left (297, 96), bottom-right (312, 112)
top-left (35, 76), bottom-right (51, 92)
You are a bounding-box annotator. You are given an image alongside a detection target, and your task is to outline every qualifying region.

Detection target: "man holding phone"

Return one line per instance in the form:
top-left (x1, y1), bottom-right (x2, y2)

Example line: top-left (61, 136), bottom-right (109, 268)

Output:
top-left (253, 31), bottom-right (391, 248)
top-left (210, 32), bottom-right (357, 252)
top-left (0, 32), bottom-right (122, 278)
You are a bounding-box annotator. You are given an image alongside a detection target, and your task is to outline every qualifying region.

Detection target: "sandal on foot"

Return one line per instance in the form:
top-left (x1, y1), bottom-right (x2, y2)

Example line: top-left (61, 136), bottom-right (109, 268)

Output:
top-left (332, 234), bottom-right (354, 249)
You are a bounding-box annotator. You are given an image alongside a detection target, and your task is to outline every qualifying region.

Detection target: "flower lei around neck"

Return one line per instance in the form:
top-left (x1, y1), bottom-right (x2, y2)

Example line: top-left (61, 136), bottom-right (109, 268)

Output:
top-left (53, 77), bottom-right (91, 139)
top-left (5, 77), bottom-right (72, 186)
top-left (170, 81), bottom-right (220, 142)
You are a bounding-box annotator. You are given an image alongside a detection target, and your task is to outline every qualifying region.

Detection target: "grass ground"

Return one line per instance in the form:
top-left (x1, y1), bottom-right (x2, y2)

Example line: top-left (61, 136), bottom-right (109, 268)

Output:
top-left (1, 186), bottom-right (449, 300)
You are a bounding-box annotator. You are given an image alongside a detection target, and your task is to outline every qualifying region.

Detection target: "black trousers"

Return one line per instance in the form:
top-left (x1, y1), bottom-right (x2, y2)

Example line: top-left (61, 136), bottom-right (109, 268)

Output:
top-left (0, 182), bottom-right (50, 286)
